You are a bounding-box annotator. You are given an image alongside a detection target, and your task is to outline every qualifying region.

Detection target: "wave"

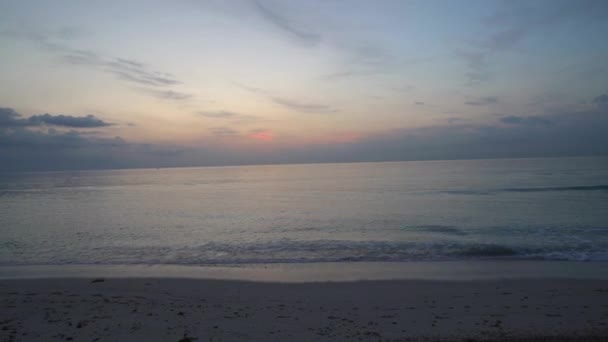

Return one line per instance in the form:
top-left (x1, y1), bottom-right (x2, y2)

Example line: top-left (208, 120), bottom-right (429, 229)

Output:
top-left (442, 190), bottom-right (491, 195)
top-left (456, 244), bottom-right (517, 257)
top-left (3, 239), bottom-right (607, 265)
top-left (413, 225), bottom-right (467, 235)
top-left (444, 184), bottom-right (608, 195)
top-left (0, 240), bottom-right (21, 249)
top-left (501, 185), bottom-right (608, 193)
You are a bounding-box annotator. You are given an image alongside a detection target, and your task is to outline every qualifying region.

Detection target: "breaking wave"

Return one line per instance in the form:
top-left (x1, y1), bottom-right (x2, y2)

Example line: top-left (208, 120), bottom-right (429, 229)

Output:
top-left (3, 239), bottom-right (607, 266)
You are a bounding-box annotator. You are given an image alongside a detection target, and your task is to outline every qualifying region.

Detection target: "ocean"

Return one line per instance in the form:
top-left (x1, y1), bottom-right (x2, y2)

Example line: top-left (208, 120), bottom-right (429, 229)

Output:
top-left (1, 157), bottom-right (608, 266)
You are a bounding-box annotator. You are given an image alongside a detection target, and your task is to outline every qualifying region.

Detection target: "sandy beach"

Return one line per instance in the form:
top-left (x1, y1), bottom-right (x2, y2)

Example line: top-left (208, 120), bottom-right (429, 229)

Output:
top-left (2, 277), bottom-right (607, 341)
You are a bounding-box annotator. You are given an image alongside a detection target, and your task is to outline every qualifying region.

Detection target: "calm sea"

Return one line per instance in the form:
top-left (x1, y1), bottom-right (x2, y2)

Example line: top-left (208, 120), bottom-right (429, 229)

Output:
top-left (1, 157), bottom-right (608, 266)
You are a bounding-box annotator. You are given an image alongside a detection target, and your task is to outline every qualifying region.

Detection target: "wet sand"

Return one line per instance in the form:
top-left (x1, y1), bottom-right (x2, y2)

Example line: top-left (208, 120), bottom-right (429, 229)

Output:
top-left (1, 278), bottom-right (607, 341)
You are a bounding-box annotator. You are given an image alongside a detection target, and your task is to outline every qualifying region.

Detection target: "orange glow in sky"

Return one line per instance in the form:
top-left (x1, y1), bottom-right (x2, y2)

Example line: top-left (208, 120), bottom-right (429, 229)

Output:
top-left (250, 130), bottom-right (273, 142)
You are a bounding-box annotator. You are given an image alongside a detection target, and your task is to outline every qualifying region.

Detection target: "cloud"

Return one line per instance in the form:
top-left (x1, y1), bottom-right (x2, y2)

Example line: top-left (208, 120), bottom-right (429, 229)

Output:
top-left (232, 82), bottom-right (336, 114)
top-left (62, 48), bottom-right (179, 87)
top-left (62, 50), bottom-right (179, 88)
top-left (0, 127), bottom-right (86, 149)
top-left (0, 107), bottom-right (189, 171)
top-left (28, 114), bottom-right (112, 128)
top-left (252, 0), bottom-right (321, 46)
top-left (0, 107), bottom-right (112, 128)
top-left (246, 1), bottom-right (403, 81)
top-left (250, 0), bottom-right (399, 80)
top-left (593, 94), bottom-right (608, 107)
top-left (392, 85), bottom-right (416, 93)
top-left (3, 104), bottom-right (608, 172)
top-left (414, 102), bottom-right (425, 106)
top-left (232, 82), bottom-right (265, 94)
top-left (333, 40), bottom-right (393, 68)
top-left (323, 46), bottom-right (432, 83)
top-left (272, 97), bottom-right (334, 113)
top-left (465, 96), bottom-right (499, 106)
top-left (115, 58), bottom-right (144, 68)
top-left (499, 115), bottom-right (553, 126)
top-left (196, 110), bottom-right (259, 125)
top-left (2, 29), bottom-right (187, 101)
top-left (456, 4), bottom-right (548, 85)
top-left (0, 119), bottom-right (127, 171)
top-left (320, 70), bottom-right (362, 81)
top-left (140, 89), bottom-right (192, 101)
top-left (455, 50), bottom-right (491, 85)
top-left (209, 126), bottom-right (239, 137)
top-left (0, 107), bottom-right (30, 127)
top-left (446, 117), bottom-right (467, 125)
top-left (276, 108), bottom-right (608, 163)
top-left (457, 0), bottom-right (608, 86)
top-left (198, 110), bottom-right (238, 118)
top-left (482, 27), bottom-right (527, 51)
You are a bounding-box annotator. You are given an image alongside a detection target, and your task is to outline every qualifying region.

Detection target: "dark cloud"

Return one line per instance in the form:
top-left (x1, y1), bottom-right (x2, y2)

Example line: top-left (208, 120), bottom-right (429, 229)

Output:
top-left (252, 0), bottom-right (321, 46)
top-left (273, 108), bottom-right (608, 164)
top-left (0, 107), bottom-right (112, 128)
top-left (2, 107), bottom-right (608, 172)
top-left (0, 127), bottom-right (86, 149)
top-left (272, 97), bottom-right (334, 113)
top-left (499, 115), bottom-right (553, 126)
top-left (0, 123), bottom-right (126, 171)
top-left (29, 114), bottom-right (112, 128)
top-left (593, 94), bottom-right (608, 106)
top-left (465, 97), bottom-right (498, 106)
top-left (0, 108), bottom-right (186, 171)
top-left (0, 108), bottom-right (30, 127)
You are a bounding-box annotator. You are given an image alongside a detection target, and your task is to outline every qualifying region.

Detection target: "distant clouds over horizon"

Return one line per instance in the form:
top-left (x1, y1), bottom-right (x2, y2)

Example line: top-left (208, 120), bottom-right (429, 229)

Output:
top-left (0, 107), bottom-right (112, 128)
top-left (0, 0), bottom-right (607, 171)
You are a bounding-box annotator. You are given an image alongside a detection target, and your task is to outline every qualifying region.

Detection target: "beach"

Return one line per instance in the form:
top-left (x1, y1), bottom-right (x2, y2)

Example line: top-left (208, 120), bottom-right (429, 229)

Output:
top-left (2, 265), bottom-right (608, 341)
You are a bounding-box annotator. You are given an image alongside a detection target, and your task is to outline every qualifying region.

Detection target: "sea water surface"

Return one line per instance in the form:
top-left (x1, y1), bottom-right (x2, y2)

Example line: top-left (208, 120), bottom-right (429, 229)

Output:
top-left (1, 157), bottom-right (608, 266)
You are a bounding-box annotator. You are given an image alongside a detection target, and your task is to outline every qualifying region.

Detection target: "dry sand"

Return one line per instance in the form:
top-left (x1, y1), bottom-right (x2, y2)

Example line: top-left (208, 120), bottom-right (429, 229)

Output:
top-left (1, 278), bottom-right (607, 341)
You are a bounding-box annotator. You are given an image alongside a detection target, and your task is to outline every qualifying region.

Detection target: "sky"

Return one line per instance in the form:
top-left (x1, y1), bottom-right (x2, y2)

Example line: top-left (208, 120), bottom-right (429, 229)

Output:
top-left (1, 0), bottom-right (607, 171)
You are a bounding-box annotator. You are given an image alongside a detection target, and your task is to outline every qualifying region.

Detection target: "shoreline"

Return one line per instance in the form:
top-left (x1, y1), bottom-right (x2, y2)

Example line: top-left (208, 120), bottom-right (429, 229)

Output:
top-left (2, 260), bottom-right (608, 282)
top-left (2, 277), bottom-right (607, 341)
